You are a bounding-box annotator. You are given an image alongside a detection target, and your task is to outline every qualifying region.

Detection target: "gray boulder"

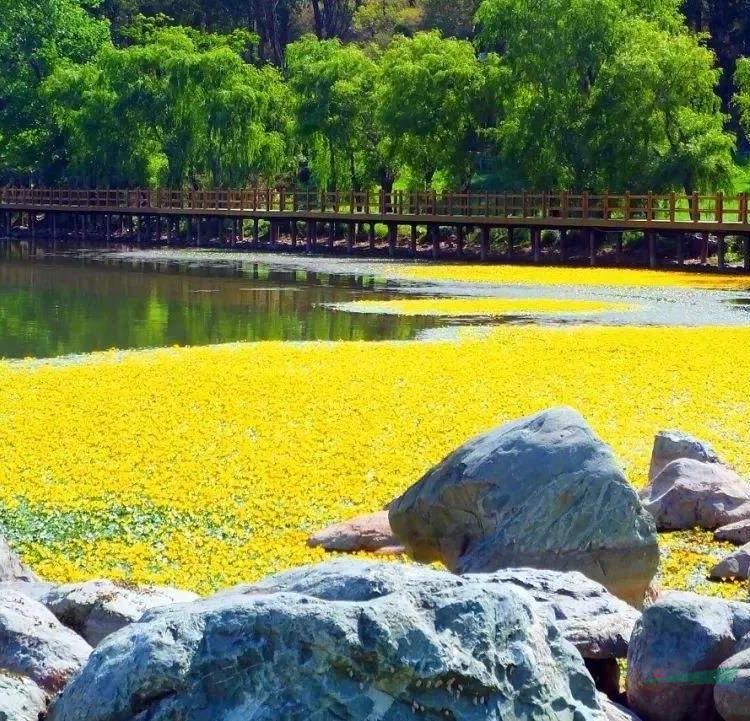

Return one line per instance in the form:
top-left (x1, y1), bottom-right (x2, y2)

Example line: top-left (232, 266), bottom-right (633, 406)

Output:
top-left (599, 695), bottom-right (643, 721)
top-left (0, 537), bottom-right (38, 583)
top-left (243, 560), bottom-right (639, 661)
top-left (640, 459), bottom-right (750, 530)
top-left (710, 544), bottom-right (750, 580)
top-left (648, 430), bottom-right (721, 483)
top-left (0, 672), bottom-right (48, 721)
top-left (42, 579), bottom-right (199, 646)
top-left (389, 406), bottom-right (659, 607)
top-left (0, 580), bottom-right (55, 602)
top-left (307, 511), bottom-right (403, 554)
top-left (714, 647), bottom-right (750, 721)
top-left (49, 560), bottom-right (608, 721)
top-left (715, 518), bottom-right (750, 544)
top-left (627, 592), bottom-right (750, 721)
top-left (0, 590), bottom-right (91, 694)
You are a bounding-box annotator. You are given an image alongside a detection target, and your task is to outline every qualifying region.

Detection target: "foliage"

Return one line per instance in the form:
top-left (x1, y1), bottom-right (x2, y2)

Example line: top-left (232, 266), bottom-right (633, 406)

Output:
top-left (377, 31), bottom-right (489, 188)
top-left (286, 36), bottom-right (378, 189)
top-left (0, 0), bottom-right (110, 181)
top-left (475, 0), bottom-right (734, 191)
top-left (45, 26), bottom-right (292, 187)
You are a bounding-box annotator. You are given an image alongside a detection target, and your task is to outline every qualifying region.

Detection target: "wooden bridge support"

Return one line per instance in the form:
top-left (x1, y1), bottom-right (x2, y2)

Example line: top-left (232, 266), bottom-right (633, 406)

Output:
top-left (253, 218), bottom-right (260, 248)
top-left (328, 221), bottom-right (335, 250)
top-left (615, 233), bottom-right (623, 265)
top-left (559, 229), bottom-right (567, 262)
top-left (369, 223), bottom-right (376, 250)
top-left (481, 226), bottom-right (490, 261)
top-left (701, 233), bottom-right (709, 265)
top-left (431, 225), bottom-right (440, 259)
top-left (676, 235), bottom-right (684, 266)
top-left (588, 230), bottom-right (596, 267)
top-left (388, 224), bottom-right (397, 257)
top-left (347, 223), bottom-right (355, 254)
top-left (532, 228), bottom-right (541, 264)
top-left (744, 236), bottom-right (750, 272)
top-left (507, 228), bottom-right (515, 259)
top-left (457, 225), bottom-right (465, 257)
top-left (410, 225), bottom-right (418, 257)
top-left (290, 220), bottom-right (297, 248)
top-left (717, 234), bottom-right (726, 270)
top-left (306, 221), bottom-right (314, 252)
top-left (648, 232), bottom-right (657, 269)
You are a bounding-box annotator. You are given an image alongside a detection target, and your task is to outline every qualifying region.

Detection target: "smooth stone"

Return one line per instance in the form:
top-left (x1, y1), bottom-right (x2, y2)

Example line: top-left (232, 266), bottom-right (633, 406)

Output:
top-left (710, 543), bottom-right (750, 580)
top-left (715, 518), bottom-right (750, 544)
top-left (41, 579), bottom-right (199, 646)
top-left (49, 559), bottom-right (608, 721)
top-left (0, 580), bottom-right (56, 602)
top-left (0, 590), bottom-right (91, 694)
top-left (0, 537), bottom-right (38, 583)
top-left (389, 406), bottom-right (658, 607)
top-left (640, 459), bottom-right (750, 530)
top-left (307, 511), bottom-right (400, 552)
top-left (714, 647), bottom-right (750, 721)
top-left (0, 672), bottom-right (48, 721)
top-left (648, 430), bottom-right (721, 482)
top-left (627, 591), bottom-right (750, 721)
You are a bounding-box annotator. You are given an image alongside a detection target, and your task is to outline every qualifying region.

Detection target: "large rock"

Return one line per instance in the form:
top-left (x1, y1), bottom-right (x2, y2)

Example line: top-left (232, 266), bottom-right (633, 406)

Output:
top-left (0, 537), bottom-right (38, 583)
top-left (715, 518), bottom-right (750, 544)
top-left (627, 592), bottom-right (750, 721)
top-left (648, 430), bottom-right (721, 483)
top-left (389, 406), bottom-right (659, 607)
top-left (714, 647), bottom-right (750, 721)
top-left (49, 560), bottom-right (608, 721)
top-left (710, 544), bottom-right (750, 580)
top-left (0, 590), bottom-right (91, 694)
top-left (0, 672), bottom-right (48, 721)
top-left (640, 459), bottom-right (750, 531)
top-left (307, 511), bottom-right (403, 553)
top-left (599, 695), bottom-right (643, 721)
top-left (42, 580), bottom-right (199, 646)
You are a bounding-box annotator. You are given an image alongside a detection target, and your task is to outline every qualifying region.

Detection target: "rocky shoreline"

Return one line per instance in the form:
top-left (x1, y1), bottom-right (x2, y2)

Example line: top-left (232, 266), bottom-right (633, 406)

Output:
top-left (2, 406), bottom-right (750, 720)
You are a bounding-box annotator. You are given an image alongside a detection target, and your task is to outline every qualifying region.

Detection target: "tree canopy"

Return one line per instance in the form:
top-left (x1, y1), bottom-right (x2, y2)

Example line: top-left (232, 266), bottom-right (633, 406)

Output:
top-left (1, 0), bottom-right (750, 193)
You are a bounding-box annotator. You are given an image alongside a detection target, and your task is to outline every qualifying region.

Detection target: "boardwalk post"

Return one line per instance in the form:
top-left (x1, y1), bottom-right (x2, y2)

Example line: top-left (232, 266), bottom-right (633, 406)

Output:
top-left (701, 232), bottom-right (709, 265)
top-left (328, 221), bottom-right (335, 249)
top-left (457, 225), bottom-right (465, 258)
top-left (306, 221), bottom-right (314, 252)
top-left (532, 228), bottom-right (541, 264)
top-left (388, 223), bottom-right (397, 257)
top-left (648, 232), bottom-right (657, 268)
top-left (481, 226), bottom-right (490, 261)
top-left (51, 214), bottom-right (57, 245)
top-left (106, 214), bottom-right (111, 244)
top-left (507, 227), bottom-right (515, 258)
top-left (347, 222), bottom-right (355, 254)
top-left (290, 220), bottom-right (297, 248)
top-left (410, 225), bottom-right (418, 257)
top-left (717, 234), bottom-right (726, 270)
top-left (588, 230), bottom-right (596, 267)
top-left (432, 225), bottom-right (440, 259)
top-left (614, 233), bottom-right (623, 265)
top-left (369, 223), bottom-right (376, 250)
top-left (559, 229), bottom-right (568, 262)
top-left (251, 218), bottom-right (258, 248)
top-left (676, 235), bottom-right (684, 266)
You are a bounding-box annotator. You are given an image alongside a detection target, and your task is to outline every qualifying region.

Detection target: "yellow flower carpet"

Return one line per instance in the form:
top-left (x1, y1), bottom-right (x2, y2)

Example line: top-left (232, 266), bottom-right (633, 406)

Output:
top-left (0, 265), bottom-right (748, 598)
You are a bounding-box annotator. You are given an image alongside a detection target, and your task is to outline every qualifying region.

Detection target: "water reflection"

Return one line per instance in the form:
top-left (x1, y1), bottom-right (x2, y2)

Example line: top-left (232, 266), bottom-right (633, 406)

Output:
top-left (0, 248), bottom-right (439, 358)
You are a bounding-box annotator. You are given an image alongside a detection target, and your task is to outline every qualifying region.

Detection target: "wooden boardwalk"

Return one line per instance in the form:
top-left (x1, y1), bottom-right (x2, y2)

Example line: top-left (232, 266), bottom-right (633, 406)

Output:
top-left (3, 186), bottom-right (750, 268)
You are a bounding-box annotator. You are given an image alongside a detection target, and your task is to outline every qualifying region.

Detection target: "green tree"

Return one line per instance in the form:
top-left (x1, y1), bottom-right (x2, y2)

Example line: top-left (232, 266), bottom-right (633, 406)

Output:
top-left (421, 0), bottom-right (478, 38)
top-left (287, 36), bottom-right (379, 190)
top-left (352, 0), bottom-right (423, 45)
top-left (376, 31), bottom-right (487, 188)
top-left (0, 0), bottom-right (110, 181)
top-left (476, 0), bottom-right (733, 191)
top-left (46, 27), bottom-right (292, 187)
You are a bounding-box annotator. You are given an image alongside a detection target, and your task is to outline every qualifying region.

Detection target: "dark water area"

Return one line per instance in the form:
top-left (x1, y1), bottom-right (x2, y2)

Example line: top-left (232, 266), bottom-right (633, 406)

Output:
top-left (0, 245), bottom-right (439, 358)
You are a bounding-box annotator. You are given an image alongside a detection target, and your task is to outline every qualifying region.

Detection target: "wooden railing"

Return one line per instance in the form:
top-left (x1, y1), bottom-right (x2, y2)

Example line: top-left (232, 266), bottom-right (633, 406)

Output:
top-left (2, 187), bottom-right (750, 226)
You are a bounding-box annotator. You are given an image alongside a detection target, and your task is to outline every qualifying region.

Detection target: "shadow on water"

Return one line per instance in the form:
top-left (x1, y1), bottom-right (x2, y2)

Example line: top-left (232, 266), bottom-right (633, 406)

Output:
top-left (0, 243), bottom-right (445, 358)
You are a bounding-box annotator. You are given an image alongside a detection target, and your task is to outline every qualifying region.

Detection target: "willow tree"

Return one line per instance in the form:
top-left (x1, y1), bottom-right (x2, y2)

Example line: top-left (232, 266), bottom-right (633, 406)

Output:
top-left (0, 0), bottom-right (110, 181)
top-left (475, 0), bottom-right (733, 191)
top-left (46, 27), bottom-right (293, 187)
top-left (376, 31), bottom-right (489, 189)
top-left (287, 36), bottom-right (380, 190)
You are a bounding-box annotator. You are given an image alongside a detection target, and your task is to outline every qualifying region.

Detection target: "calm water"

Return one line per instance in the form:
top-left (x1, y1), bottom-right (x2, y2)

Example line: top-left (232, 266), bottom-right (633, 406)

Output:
top-left (0, 248), bottom-right (441, 358)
